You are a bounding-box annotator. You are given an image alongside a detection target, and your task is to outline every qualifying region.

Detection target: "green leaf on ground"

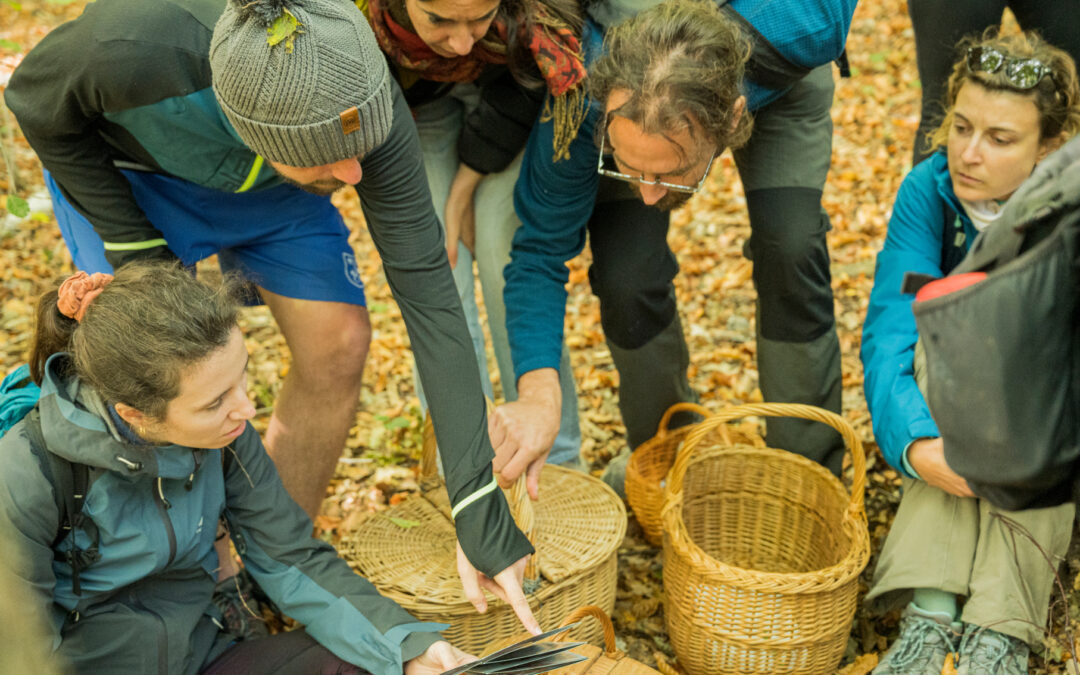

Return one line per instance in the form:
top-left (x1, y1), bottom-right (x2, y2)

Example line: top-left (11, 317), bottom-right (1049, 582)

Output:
top-left (5, 195), bottom-right (29, 218)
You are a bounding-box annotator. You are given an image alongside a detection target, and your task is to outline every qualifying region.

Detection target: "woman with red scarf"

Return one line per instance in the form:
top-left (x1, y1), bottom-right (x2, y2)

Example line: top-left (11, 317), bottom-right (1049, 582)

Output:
top-left (358, 0), bottom-right (586, 470)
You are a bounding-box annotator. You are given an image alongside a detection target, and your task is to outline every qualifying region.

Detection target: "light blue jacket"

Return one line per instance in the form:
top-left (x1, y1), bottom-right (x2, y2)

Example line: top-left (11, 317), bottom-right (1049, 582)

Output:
top-left (861, 153), bottom-right (979, 474)
top-left (0, 353), bottom-right (443, 674)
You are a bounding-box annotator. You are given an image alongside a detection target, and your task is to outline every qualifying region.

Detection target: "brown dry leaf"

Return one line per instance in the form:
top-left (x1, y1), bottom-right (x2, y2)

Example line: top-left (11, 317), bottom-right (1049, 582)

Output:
top-left (837, 653), bottom-right (878, 675)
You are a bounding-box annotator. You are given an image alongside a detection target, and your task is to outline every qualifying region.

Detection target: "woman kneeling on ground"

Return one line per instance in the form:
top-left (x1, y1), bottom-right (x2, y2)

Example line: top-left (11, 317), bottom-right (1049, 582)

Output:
top-left (862, 30), bottom-right (1080, 675)
top-left (0, 262), bottom-right (473, 674)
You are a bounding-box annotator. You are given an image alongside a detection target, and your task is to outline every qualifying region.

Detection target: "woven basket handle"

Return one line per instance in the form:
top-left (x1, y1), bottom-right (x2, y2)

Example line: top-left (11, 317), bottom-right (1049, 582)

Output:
top-left (670, 403), bottom-right (866, 515)
top-left (555, 605), bottom-right (620, 659)
top-left (654, 402), bottom-right (712, 440)
top-left (420, 407), bottom-right (541, 581)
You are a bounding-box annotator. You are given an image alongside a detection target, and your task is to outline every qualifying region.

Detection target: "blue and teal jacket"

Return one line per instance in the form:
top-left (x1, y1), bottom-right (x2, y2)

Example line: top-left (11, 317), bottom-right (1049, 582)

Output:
top-left (0, 354), bottom-right (444, 674)
top-left (861, 152), bottom-right (978, 475)
top-left (504, 0), bottom-right (857, 381)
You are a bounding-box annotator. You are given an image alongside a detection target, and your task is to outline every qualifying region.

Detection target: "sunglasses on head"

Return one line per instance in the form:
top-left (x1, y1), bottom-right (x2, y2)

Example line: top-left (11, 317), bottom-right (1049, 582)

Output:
top-left (966, 45), bottom-right (1054, 90)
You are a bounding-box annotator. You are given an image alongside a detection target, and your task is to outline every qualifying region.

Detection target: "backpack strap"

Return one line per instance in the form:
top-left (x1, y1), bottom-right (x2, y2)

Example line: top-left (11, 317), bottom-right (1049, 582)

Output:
top-left (24, 409), bottom-right (101, 596)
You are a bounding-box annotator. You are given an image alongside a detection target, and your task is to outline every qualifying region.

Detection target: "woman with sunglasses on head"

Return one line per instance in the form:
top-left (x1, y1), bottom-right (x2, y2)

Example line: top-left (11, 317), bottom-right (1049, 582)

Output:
top-left (0, 263), bottom-right (474, 674)
top-left (356, 0), bottom-right (587, 476)
top-left (862, 31), bottom-right (1080, 675)
top-left (908, 0), bottom-right (1080, 165)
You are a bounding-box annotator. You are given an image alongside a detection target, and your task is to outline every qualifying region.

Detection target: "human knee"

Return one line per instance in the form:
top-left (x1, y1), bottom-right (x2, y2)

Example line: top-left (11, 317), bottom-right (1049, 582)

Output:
top-left (591, 266), bottom-right (676, 350)
top-left (291, 309), bottom-right (371, 385)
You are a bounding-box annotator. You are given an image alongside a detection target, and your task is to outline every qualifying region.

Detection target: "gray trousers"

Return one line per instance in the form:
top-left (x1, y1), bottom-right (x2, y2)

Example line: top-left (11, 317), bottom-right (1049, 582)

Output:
top-left (866, 477), bottom-right (1074, 645)
top-left (866, 341), bottom-right (1075, 645)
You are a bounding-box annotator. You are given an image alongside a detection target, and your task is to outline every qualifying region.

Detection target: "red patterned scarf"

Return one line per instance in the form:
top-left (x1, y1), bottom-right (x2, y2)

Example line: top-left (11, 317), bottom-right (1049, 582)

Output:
top-left (361, 0), bottom-right (586, 159)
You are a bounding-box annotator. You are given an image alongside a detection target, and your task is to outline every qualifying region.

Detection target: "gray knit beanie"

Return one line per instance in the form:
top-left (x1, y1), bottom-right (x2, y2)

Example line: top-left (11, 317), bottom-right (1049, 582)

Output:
top-left (210, 0), bottom-right (392, 167)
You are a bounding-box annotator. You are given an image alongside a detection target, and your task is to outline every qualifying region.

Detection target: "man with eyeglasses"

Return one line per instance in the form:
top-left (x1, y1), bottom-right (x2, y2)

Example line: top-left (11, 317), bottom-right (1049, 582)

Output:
top-left (487, 0), bottom-right (857, 497)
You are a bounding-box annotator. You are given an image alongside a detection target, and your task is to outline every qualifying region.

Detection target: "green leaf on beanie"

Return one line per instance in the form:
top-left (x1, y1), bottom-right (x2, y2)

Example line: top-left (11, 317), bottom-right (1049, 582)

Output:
top-left (266, 8), bottom-right (303, 53)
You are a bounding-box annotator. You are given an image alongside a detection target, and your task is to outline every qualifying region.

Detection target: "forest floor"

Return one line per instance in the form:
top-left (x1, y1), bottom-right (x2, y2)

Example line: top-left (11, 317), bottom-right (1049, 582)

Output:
top-left (3, 0), bottom-right (1079, 672)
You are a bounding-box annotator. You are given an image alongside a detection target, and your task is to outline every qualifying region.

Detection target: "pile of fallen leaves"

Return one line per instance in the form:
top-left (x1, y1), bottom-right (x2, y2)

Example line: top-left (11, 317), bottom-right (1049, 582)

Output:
top-left (3, 0), bottom-right (1080, 672)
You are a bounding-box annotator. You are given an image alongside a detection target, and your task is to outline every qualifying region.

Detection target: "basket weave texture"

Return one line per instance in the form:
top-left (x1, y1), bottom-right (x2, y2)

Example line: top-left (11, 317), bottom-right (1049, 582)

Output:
top-left (661, 403), bottom-right (870, 675)
top-left (626, 402), bottom-right (764, 546)
top-left (483, 605), bottom-right (663, 674)
top-left (341, 419), bottom-right (626, 654)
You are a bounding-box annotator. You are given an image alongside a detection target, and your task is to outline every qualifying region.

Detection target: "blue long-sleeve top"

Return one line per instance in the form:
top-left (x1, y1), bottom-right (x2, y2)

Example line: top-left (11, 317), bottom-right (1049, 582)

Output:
top-left (861, 152), bottom-right (979, 474)
top-left (505, 0), bottom-right (857, 382)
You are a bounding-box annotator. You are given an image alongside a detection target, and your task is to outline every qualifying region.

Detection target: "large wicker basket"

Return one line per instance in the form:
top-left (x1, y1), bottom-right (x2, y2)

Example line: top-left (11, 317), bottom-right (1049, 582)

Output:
top-left (661, 403), bottom-right (869, 675)
top-left (341, 419), bottom-right (626, 654)
top-left (626, 402), bottom-right (764, 546)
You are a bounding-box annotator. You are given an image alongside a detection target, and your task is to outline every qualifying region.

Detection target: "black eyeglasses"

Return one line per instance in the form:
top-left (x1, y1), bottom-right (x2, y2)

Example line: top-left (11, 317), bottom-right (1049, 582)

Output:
top-left (597, 131), bottom-right (716, 194)
top-left (966, 46), bottom-right (1054, 90)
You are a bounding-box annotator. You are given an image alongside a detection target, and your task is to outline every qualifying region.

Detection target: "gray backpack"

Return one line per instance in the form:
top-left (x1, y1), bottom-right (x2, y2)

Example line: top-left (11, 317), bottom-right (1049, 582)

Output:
top-left (910, 135), bottom-right (1080, 509)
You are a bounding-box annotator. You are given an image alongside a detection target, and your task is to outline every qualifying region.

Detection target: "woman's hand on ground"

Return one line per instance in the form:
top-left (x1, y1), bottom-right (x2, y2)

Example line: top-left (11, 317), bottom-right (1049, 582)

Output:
top-left (456, 543), bottom-right (541, 636)
top-left (908, 437), bottom-right (975, 498)
top-left (445, 164), bottom-right (483, 268)
top-left (404, 640), bottom-right (475, 674)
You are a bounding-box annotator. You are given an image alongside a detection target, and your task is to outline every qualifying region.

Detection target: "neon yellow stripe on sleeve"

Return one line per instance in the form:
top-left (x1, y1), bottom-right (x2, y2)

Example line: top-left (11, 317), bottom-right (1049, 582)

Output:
top-left (235, 155), bottom-right (264, 193)
top-left (103, 238), bottom-right (168, 251)
top-left (450, 477), bottom-right (499, 521)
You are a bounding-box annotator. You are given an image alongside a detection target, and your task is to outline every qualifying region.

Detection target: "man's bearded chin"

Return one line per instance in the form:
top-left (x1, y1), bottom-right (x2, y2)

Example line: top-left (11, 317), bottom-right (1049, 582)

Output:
top-left (632, 184), bottom-right (694, 211)
top-left (278, 175), bottom-right (347, 197)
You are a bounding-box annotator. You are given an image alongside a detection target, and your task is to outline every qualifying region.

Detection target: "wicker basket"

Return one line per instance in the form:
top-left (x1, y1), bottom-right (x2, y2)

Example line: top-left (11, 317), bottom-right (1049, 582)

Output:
top-left (626, 402), bottom-right (765, 546)
top-left (341, 419), bottom-right (626, 654)
top-left (661, 403), bottom-right (869, 675)
top-left (482, 605), bottom-right (664, 674)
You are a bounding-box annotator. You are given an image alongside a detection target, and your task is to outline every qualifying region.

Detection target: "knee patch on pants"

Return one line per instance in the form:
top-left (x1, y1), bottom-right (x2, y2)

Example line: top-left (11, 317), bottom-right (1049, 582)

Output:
top-left (587, 199), bottom-right (678, 350)
top-left (746, 187), bottom-right (835, 342)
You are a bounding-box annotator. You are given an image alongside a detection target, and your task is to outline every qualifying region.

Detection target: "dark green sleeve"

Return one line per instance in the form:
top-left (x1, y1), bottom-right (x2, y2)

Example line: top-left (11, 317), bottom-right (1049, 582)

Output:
top-left (355, 80), bottom-right (534, 577)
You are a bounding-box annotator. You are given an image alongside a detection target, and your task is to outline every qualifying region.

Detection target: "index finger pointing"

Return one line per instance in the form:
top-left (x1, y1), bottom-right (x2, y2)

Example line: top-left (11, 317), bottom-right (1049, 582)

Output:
top-left (495, 571), bottom-right (541, 635)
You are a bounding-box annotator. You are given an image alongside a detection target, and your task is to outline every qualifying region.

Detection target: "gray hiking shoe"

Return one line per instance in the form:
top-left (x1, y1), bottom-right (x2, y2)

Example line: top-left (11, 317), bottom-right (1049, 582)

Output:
top-left (872, 603), bottom-right (961, 674)
top-left (600, 448), bottom-right (630, 499)
top-left (955, 624), bottom-right (1030, 674)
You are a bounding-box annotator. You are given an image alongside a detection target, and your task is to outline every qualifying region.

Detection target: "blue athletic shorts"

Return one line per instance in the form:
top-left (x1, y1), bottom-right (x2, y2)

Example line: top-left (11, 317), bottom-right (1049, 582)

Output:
top-left (46, 169), bottom-right (367, 306)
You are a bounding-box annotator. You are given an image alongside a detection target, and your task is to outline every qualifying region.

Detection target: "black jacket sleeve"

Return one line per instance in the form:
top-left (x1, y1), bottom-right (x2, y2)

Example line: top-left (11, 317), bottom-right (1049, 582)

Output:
top-left (458, 67), bottom-right (546, 174)
top-left (355, 80), bottom-right (533, 576)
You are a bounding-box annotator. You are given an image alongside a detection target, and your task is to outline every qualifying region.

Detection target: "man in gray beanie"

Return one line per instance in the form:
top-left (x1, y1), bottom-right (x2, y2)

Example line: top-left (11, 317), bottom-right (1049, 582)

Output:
top-left (5, 0), bottom-right (539, 638)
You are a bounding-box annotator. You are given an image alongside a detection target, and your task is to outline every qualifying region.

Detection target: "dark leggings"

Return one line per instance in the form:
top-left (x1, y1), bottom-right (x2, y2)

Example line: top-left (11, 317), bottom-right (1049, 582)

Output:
top-left (909, 0), bottom-right (1080, 164)
top-left (200, 630), bottom-right (369, 675)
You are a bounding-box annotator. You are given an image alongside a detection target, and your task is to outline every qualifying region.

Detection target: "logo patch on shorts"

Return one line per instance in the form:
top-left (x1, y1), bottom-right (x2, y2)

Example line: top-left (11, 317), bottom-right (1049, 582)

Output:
top-left (343, 251), bottom-right (364, 290)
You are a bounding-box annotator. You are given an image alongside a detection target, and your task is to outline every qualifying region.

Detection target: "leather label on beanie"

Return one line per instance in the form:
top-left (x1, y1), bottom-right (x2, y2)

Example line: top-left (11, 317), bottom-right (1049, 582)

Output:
top-left (340, 107), bottom-right (361, 135)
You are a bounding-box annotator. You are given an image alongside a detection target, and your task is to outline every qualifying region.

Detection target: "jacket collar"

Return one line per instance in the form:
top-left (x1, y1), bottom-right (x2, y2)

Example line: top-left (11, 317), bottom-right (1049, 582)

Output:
top-left (930, 151), bottom-right (967, 220)
top-left (38, 354), bottom-right (200, 479)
